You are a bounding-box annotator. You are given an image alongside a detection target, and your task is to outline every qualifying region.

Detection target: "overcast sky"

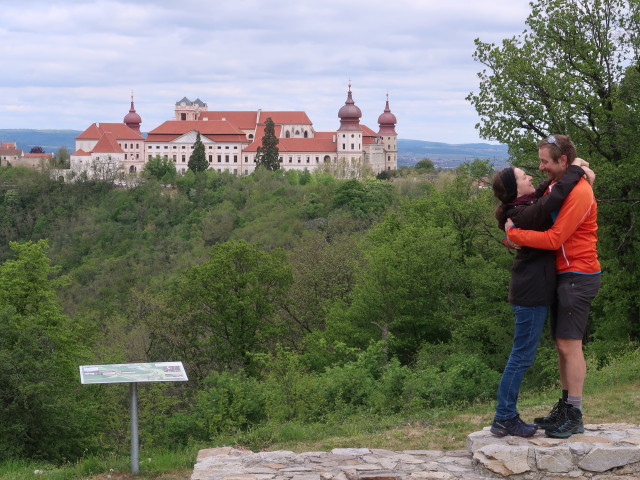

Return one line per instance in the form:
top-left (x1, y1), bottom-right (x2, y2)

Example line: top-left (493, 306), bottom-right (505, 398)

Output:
top-left (0, 0), bottom-right (532, 144)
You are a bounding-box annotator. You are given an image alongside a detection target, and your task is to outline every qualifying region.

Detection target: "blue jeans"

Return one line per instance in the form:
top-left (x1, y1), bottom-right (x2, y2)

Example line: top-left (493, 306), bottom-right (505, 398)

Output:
top-left (494, 305), bottom-right (547, 420)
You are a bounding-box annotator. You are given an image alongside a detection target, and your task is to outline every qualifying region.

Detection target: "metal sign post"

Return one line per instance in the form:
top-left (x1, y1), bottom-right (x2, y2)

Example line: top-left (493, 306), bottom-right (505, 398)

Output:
top-left (131, 382), bottom-right (139, 474)
top-left (79, 362), bottom-right (188, 475)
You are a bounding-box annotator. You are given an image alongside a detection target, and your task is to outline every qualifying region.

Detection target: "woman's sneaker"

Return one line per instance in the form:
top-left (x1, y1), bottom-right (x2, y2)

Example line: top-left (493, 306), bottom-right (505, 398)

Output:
top-left (545, 405), bottom-right (584, 438)
top-left (491, 415), bottom-right (538, 438)
top-left (534, 398), bottom-right (567, 429)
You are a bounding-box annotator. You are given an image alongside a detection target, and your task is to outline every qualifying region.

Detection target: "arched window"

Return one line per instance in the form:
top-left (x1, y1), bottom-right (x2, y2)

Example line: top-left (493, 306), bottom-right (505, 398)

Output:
top-left (323, 155), bottom-right (331, 163)
top-left (129, 165), bottom-right (135, 173)
top-left (285, 131), bottom-right (291, 138)
top-left (304, 131), bottom-right (308, 138)
top-left (248, 134), bottom-right (254, 139)
top-left (295, 130), bottom-right (300, 136)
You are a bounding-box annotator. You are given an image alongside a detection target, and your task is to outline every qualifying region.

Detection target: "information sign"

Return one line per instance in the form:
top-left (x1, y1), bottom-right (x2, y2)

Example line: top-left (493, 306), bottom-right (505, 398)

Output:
top-left (79, 361), bottom-right (188, 384)
top-left (80, 361), bottom-right (188, 474)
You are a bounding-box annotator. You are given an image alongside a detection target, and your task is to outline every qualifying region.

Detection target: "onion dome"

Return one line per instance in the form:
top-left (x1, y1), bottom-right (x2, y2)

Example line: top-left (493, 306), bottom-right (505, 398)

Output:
top-left (338, 83), bottom-right (362, 131)
top-left (378, 94), bottom-right (397, 135)
top-left (124, 94), bottom-right (142, 133)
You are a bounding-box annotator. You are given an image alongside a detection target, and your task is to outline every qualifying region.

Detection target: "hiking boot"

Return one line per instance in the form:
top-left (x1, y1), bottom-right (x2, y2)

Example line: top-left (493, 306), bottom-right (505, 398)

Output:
top-left (490, 415), bottom-right (538, 438)
top-left (534, 398), bottom-right (567, 429)
top-left (545, 405), bottom-right (584, 438)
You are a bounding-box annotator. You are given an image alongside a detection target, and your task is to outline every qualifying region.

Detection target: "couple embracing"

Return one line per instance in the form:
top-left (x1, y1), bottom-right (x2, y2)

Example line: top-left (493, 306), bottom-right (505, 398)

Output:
top-left (490, 134), bottom-right (601, 438)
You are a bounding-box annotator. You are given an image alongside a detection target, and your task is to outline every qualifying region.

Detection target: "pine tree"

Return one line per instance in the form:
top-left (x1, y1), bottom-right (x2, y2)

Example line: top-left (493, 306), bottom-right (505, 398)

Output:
top-left (256, 117), bottom-right (280, 171)
top-left (188, 131), bottom-right (208, 172)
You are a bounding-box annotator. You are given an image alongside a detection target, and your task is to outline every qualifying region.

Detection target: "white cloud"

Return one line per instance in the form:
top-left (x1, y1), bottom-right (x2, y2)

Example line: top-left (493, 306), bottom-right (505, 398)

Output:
top-left (0, 0), bottom-right (532, 143)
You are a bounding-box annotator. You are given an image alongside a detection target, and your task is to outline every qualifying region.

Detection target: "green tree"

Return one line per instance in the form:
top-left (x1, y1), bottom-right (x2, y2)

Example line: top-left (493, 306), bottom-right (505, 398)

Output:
top-left (188, 131), bottom-right (208, 172)
top-left (414, 158), bottom-right (435, 172)
top-left (256, 117), bottom-right (280, 171)
top-left (149, 241), bottom-right (293, 380)
top-left (56, 146), bottom-right (69, 166)
top-left (467, 0), bottom-right (640, 165)
top-left (143, 154), bottom-right (177, 183)
top-left (0, 240), bottom-right (94, 461)
top-left (467, 0), bottom-right (640, 344)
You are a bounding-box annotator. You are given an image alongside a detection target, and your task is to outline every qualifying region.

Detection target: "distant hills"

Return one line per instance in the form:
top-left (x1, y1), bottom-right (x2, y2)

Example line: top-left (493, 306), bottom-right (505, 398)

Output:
top-left (0, 129), bottom-right (511, 169)
top-left (0, 129), bottom-right (80, 153)
top-left (397, 139), bottom-right (510, 169)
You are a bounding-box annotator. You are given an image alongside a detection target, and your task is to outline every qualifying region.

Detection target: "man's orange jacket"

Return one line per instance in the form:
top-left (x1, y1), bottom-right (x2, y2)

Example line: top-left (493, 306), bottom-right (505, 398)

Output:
top-left (507, 178), bottom-right (600, 274)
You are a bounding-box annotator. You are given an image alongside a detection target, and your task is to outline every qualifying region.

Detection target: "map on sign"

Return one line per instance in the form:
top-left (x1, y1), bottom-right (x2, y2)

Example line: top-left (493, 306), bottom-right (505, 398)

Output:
top-left (79, 362), bottom-right (188, 384)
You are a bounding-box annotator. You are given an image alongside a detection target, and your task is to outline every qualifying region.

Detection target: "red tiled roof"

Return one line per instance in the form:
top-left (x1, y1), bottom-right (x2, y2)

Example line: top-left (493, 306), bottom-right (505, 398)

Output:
top-left (71, 149), bottom-right (90, 156)
top-left (0, 144), bottom-right (22, 156)
top-left (92, 132), bottom-right (124, 154)
top-left (76, 122), bottom-right (144, 141)
top-left (360, 124), bottom-right (378, 137)
top-left (258, 111), bottom-right (312, 126)
top-left (148, 120), bottom-right (245, 136)
top-left (198, 111), bottom-right (260, 128)
top-left (244, 137), bottom-right (336, 153)
top-left (198, 111), bottom-right (313, 128)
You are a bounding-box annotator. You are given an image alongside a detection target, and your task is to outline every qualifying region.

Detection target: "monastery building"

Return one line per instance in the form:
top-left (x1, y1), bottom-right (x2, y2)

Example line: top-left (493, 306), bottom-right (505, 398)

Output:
top-left (70, 86), bottom-right (397, 178)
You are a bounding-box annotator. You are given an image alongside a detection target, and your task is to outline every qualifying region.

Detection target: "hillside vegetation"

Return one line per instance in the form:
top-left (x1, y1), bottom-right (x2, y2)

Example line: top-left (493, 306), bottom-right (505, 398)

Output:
top-left (0, 163), bottom-right (637, 467)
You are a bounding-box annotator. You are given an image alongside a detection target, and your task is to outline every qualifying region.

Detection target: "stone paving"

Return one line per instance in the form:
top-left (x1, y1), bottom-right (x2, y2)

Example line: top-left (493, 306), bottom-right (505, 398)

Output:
top-left (190, 423), bottom-right (640, 479)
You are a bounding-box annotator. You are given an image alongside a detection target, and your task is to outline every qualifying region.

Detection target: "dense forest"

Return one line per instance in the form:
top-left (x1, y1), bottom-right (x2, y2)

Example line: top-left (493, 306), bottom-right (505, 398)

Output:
top-left (0, 156), bottom-right (637, 463)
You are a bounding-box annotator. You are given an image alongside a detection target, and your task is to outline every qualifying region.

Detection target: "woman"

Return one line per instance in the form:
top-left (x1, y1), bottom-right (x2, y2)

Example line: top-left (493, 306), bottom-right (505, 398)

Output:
top-left (489, 159), bottom-right (593, 437)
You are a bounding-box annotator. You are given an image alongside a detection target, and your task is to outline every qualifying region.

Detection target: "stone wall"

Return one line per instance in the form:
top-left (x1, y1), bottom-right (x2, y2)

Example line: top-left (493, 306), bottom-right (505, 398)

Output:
top-left (191, 423), bottom-right (640, 479)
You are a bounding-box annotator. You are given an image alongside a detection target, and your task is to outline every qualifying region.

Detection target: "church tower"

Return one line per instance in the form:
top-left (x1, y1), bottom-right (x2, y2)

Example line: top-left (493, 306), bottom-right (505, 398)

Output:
top-left (378, 93), bottom-right (397, 171)
top-left (337, 83), bottom-right (363, 163)
top-left (124, 93), bottom-right (142, 134)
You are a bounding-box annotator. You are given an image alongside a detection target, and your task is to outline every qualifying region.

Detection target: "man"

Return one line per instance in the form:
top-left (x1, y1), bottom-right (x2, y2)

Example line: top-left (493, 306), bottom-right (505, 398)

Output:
top-left (505, 134), bottom-right (601, 438)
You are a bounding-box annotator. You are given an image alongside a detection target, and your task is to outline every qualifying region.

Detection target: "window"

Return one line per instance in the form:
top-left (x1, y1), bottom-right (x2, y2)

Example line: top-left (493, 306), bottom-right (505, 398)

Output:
top-left (136, 144), bottom-right (139, 148)
top-left (304, 131), bottom-right (308, 138)
top-left (297, 156), bottom-right (301, 164)
top-left (342, 144), bottom-right (346, 149)
top-left (225, 146), bottom-right (229, 149)
top-left (209, 155), bottom-right (212, 162)
top-left (351, 134), bottom-right (354, 138)
top-left (173, 146), bottom-right (177, 149)
top-left (217, 146), bottom-right (222, 149)
top-left (156, 145), bottom-right (160, 149)
top-left (136, 154), bottom-right (139, 159)
top-left (164, 145), bottom-right (168, 149)
top-left (315, 156), bottom-right (319, 162)
top-left (245, 156), bottom-right (248, 162)
top-left (173, 155), bottom-right (177, 161)
top-left (233, 155), bottom-right (237, 163)
top-left (182, 155), bottom-right (186, 162)
top-left (225, 155), bottom-right (229, 163)
top-left (306, 156), bottom-right (310, 163)
top-left (125, 154), bottom-right (128, 160)
top-left (233, 146), bottom-right (238, 149)
top-left (208, 146), bottom-right (212, 150)
top-left (289, 156), bottom-right (292, 163)
top-left (182, 146), bottom-right (186, 149)
top-left (351, 144), bottom-right (354, 149)
top-left (148, 145), bottom-right (152, 150)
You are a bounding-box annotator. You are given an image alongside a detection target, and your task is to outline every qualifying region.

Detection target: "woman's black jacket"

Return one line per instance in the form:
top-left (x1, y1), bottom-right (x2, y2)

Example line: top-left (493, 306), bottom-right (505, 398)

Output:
top-left (505, 165), bottom-right (585, 306)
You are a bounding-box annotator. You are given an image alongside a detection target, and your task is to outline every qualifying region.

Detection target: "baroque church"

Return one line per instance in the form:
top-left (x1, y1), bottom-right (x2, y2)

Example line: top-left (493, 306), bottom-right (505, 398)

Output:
top-left (70, 86), bottom-right (397, 178)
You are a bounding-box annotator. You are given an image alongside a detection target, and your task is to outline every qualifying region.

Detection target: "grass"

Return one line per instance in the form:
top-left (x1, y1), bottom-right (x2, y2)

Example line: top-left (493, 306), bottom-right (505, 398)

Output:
top-left (2, 349), bottom-right (638, 480)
